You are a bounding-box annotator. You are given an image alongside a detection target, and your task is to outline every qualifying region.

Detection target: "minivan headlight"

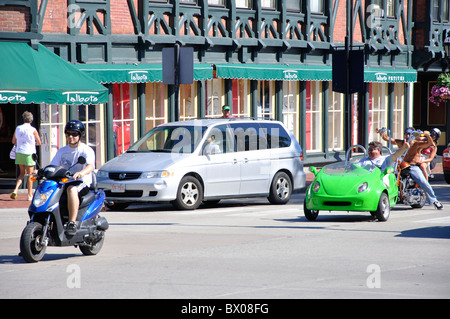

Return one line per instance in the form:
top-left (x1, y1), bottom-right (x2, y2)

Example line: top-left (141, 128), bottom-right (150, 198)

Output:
top-left (142, 171), bottom-right (173, 179)
top-left (97, 170), bottom-right (108, 178)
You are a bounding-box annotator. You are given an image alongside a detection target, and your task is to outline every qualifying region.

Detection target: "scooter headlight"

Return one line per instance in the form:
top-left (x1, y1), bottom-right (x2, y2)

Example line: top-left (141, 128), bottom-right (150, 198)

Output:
top-left (33, 189), bottom-right (54, 207)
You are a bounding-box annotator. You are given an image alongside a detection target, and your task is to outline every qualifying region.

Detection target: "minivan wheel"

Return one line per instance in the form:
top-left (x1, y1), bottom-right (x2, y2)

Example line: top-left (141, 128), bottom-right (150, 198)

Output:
top-left (268, 172), bottom-right (292, 204)
top-left (172, 176), bottom-right (203, 210)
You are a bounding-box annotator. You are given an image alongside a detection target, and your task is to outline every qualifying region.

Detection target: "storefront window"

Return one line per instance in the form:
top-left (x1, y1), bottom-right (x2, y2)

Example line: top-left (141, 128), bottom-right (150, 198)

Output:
top-left (77, 103), bottom-right (104, 168)
top-left (180, 83), bottom-right (197, 120)
top-left (368, 83), bottom-right (388, 143)
top-left (257, 81), bottom-right (274, 119)
top-left (306, 81), bottom-right (322, 151)
top-left (427, 81), bottom-right (447, 126)
top-left (287, 0), bottom-right (301, 12)
top-left (393, 83), bottom-right (405, 141)
top-left (113, 83), bottom-right (136, 156)
top-left (208, 0), bottom-right (225, 6)
top-left (39, 104), bottom-right (66, 166)
top-left (328, 85), bottom-right (343, 150)
top-left (261, 0), bottom-right (276, 9)
top-left (236, 0), bottom-right (251, 8)
top-left (311, 0), bottom-right (324, 13)
top-left (282, 81), bottom-right (299, 138)
top-left (232, 79), bottom-right (251, 117)
top-left (145, 82), bottom-right (167, 133)
top-left (205, 78), bottom-right (225, 117)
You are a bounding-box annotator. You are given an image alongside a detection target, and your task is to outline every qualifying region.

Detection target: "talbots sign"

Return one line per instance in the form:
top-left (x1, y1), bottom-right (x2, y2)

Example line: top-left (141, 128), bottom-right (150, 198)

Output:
top-left (0, 91), bottom-right (28, 103)
top-left (283, 70), bottom-right (299, 80)
top-left (63, 91), bottom-right (101, 104)
top-left (374, 72), bottom-right (405, 82)
top-left (128, 71), bottom-right (148, 82)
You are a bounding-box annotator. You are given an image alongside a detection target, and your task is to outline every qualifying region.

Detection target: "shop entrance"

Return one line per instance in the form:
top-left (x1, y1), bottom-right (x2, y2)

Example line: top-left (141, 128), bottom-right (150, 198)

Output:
top-left (0, 104), bottom-right (40, 190)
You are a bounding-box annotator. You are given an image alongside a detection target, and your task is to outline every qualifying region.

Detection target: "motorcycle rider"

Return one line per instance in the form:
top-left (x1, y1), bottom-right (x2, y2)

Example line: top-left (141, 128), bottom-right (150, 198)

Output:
top-left (50, 120), bottom-right (95, 235)
top-left (381, 127), bottom-right (414, 148)
top-left (418, 128), bottom-right (440, 181)
top-left (402, 130), bottom-right (443, 210)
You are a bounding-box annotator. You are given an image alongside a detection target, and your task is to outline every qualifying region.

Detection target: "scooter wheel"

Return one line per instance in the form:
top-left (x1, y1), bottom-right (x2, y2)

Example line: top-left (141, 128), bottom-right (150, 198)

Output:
top-left (79, 231), bottom-right (105, 256)
top-left (20, 222), bottom-right (47, 263)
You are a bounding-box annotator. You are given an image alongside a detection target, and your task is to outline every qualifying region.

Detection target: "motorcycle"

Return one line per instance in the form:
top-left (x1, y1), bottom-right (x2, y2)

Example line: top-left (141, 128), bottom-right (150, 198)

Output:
top-left (396, 161), bottom-right (426, 208)
top-left (19, 155), bottom-right (109, 263)
top-left (377, 127), bottom-right (426, 209)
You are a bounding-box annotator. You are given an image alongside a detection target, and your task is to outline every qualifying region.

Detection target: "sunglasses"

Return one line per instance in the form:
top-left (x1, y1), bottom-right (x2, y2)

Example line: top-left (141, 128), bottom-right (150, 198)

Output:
top-left (66, 132), bottom-right (80, 137)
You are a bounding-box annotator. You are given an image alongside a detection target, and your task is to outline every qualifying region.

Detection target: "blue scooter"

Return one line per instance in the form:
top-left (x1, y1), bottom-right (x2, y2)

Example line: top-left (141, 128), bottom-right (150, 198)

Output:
top-left (20, 156), bottom-right (109, 263)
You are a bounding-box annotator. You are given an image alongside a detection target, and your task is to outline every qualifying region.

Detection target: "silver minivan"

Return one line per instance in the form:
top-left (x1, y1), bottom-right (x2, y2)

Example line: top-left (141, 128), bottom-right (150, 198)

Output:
top-left (97, 119), bottom-right (306, 210)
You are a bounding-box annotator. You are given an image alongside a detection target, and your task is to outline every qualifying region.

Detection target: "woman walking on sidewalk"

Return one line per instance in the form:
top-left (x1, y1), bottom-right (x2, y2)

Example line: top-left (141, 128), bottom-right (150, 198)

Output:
top-left (11, 111), bottom-right (41, 200)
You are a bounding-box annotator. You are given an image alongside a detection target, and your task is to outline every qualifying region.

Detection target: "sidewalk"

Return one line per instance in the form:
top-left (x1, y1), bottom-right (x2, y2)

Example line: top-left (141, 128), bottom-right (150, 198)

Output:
top-left (0, 191), bottom-right (32, 209)
top-left (0, 163), bottom-right (444, 210)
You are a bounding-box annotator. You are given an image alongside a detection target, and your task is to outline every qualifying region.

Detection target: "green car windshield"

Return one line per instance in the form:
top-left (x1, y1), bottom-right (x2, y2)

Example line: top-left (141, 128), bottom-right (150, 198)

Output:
top-left (322, 158), bottom-right (378, 175)
top-left (128, 125), bottom-right (207, 153)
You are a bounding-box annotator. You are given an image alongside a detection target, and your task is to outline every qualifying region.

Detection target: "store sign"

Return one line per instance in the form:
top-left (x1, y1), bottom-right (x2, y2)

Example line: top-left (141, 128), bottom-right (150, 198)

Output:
top-left (364, 68), bottom-right (416, 83)
top-left (0, 90), bottom-right (28, 103)
top-left (283, 70), bottom-right (299, 80)
top-left (128, 70), bottom-right (148, 82)
top-left (374, 72), bottom-right (405, 82)
top-left (63, 91), bottom-right (101, 104)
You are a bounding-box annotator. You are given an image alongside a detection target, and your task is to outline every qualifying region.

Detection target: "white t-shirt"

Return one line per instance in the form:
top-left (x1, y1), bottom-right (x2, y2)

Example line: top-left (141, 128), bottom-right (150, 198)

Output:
top-left (50, 142), bottom-right (95, 186)
top-left (15, 123), bottom-right (37, 154)
top-left (357, 155), bottom-right (394, 171)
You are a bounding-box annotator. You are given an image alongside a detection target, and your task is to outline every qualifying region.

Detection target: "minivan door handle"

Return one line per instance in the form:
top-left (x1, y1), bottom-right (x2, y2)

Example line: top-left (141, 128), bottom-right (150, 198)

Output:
top-left (244, 158), bottom-right (249, 163)
top-left (233, 159), bottom-right (238, 164)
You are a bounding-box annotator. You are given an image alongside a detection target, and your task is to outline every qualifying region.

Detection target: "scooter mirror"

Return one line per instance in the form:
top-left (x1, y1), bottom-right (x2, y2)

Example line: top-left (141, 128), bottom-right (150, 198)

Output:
top-left (77, 156), bottom-right (86, 165)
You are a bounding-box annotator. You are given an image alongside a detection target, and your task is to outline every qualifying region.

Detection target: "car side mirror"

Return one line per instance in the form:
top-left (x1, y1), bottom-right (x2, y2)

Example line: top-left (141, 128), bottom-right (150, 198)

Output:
top-left (309, 166), bottom-right (318, 176)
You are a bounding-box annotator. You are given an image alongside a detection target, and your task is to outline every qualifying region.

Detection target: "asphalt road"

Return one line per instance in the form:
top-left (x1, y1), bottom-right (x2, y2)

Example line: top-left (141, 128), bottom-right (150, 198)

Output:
top-left (1, 179), bottom-right (449, 300)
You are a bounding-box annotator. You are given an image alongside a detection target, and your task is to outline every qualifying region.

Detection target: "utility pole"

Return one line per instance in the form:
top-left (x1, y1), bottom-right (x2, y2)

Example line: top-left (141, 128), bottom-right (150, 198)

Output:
top-left (163, 44), bottom-right (194, 122)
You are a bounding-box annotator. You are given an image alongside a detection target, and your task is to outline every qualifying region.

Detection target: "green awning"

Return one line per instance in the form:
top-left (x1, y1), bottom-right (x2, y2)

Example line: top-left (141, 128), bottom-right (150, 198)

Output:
top-left (215, 64), bottom-right (332, 81)
top-left (364, 68), bottom-right (417, 83)
top-left (75, 63), bottom-right (214, 83)
top-left (0, 42), bottom-right (108, 104)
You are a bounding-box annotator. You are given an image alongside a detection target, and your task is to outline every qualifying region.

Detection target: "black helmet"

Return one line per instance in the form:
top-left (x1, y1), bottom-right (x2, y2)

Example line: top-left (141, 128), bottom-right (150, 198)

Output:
top-left (404, 127), bottom-right (414, 135)
top-left (430, 128), bottom-right (441, 140)
top-left (64, 120), bottom-right (85, 136)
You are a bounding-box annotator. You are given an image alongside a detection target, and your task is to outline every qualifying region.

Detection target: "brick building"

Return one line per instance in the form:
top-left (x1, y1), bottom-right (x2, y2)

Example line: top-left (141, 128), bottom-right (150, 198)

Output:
top-left (0, 0), bottom-right (448, 183)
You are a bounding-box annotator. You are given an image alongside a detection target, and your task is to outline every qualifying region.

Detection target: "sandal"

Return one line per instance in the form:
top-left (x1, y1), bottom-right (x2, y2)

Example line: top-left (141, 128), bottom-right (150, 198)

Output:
top-left (10, 192), bottom-right (17, 200)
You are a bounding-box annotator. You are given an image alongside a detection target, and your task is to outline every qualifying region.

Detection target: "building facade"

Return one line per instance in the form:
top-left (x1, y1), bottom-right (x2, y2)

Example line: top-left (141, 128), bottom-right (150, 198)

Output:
top-left (0, 0), bottom-right (448, 184)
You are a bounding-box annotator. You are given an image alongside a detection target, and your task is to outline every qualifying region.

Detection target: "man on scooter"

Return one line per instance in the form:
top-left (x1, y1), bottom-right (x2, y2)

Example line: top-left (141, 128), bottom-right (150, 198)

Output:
top-left (402, 131), bottom-right (443, 210)
top-left (50, 120), bottom-right (95, 235)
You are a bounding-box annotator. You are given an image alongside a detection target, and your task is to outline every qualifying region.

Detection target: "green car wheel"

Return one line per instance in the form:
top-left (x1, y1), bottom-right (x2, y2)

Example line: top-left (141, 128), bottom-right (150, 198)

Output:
top-left (304, 198), bottom-right (319, 221)
top-left (373, 192), bottom-right (390, 222)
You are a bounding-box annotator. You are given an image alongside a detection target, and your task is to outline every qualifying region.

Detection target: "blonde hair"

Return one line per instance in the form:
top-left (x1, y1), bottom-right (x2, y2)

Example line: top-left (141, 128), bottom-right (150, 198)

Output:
top-left (22, 111), bottom-right (33, 123)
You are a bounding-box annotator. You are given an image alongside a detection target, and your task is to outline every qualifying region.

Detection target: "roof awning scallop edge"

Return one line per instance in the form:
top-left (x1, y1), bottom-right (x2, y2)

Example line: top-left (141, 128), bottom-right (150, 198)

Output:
top-left (214, 64), bottom-right (332, 81)
top-left (0, 42), bottom-right (108, 104)
top-left (364, 68), bottom-right (417, 83)
top-left (75, 63), bottom-right (214, 83)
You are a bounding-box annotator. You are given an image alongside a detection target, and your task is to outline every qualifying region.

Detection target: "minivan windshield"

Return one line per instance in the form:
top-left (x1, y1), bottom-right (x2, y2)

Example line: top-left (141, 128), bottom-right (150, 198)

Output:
top-left (128, 125), bottom-right (207, 153)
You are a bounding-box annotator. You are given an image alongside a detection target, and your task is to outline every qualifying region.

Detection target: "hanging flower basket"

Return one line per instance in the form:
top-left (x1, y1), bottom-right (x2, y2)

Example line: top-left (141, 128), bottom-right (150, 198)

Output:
top-left (429, 73), bottom-right (450, 105)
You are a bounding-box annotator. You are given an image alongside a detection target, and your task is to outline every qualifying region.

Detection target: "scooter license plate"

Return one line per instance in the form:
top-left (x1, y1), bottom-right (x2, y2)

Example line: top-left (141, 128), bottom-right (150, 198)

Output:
top-left (111, 183), bottom-right (125, 193)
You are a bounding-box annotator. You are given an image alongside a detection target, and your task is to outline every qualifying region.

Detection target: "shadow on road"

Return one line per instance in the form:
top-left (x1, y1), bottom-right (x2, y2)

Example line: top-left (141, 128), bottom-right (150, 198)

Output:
top-left (396, 226), bottom-right (450, 239)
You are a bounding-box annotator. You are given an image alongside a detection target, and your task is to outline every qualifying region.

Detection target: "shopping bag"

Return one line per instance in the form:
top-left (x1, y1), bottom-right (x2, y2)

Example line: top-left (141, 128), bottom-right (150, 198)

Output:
top-left (9, 145), bottom-right (16, 160)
